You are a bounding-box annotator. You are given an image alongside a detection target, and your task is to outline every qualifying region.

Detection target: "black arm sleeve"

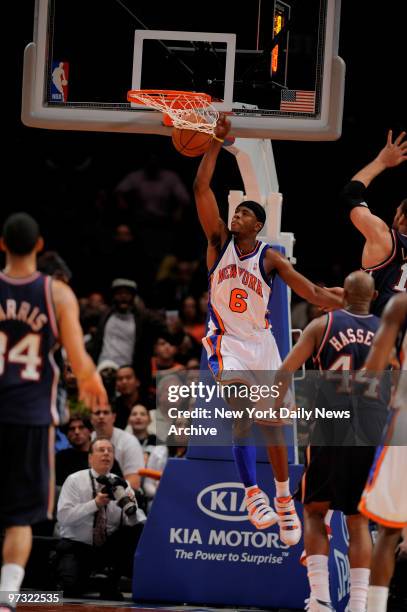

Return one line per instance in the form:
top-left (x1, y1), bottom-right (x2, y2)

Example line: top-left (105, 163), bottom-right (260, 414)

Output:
top-left (340, 180), bottom-right (369, 212)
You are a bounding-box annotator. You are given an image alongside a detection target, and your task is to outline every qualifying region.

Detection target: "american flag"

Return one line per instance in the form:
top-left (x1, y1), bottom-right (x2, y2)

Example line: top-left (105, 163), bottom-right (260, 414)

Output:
top-left (280, 89), bottom-right (316, 113)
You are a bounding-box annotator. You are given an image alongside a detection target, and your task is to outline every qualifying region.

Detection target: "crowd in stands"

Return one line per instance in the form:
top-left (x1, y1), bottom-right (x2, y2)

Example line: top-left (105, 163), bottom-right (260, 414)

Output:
top-left (10, 152), bottom-right (337, 599)
top-left (8, 149), bottom-right (404, 608)
top-left (3, 156), bottom-right (212, 598)
top-left (33, 242), bottom-right (203, 598)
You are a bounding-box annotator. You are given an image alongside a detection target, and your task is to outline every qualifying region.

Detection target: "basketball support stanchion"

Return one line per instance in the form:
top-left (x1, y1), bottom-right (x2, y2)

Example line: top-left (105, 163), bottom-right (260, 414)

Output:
top-left (132, 139), bottom-right (351, 611)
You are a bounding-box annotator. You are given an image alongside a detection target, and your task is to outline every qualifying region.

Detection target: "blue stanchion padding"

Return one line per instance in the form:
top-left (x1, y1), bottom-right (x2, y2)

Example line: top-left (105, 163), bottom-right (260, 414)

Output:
top-left (133, 460), bottom-right (350, 610)
top-left (187, 444), bottom-right (283, 463)
top-left (269, 244), bottom-right (291, 360)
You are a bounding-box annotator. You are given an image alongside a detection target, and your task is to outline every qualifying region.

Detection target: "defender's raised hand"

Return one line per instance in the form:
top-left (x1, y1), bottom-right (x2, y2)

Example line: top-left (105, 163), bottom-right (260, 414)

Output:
top-left (376, 130), bottom-right (407, 168)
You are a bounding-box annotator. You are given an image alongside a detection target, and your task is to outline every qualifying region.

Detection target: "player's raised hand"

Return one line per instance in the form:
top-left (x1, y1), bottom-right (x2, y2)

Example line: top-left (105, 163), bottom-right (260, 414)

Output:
top-left (376, 130), bottom-right (407, 168)
top-left (78, 371), bottom-right (108, 410)
top-left (215, 113), bottom-right (231, 140)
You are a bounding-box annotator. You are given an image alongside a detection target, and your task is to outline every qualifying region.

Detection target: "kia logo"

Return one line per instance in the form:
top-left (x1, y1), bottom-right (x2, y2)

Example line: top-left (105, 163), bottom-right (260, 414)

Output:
top-left (197, 482), bottom-right (270, 522)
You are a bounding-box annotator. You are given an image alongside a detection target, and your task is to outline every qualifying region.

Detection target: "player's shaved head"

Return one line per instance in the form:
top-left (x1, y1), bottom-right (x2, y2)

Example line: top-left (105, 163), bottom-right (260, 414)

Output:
top-left (344, 271), bottom-right (375, 302)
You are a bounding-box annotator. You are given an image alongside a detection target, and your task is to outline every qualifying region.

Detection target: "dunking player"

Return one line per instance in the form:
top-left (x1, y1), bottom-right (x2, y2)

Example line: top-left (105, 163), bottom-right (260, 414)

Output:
top-left (193, 114), bottom-right (342, 545)
top-left (358, 293), bottom-right (407, 612)
top-left (0, 213), bottom-right (107, 610)
top-left (274, 271), bottom-right (387, 612)
top-left (342, 130), bottom-right (407, 315)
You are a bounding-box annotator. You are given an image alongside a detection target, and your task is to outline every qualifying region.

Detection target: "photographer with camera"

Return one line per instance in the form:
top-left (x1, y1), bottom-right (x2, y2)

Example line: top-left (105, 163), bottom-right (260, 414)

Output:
top-left (55, 438), bottom-right (146, 600)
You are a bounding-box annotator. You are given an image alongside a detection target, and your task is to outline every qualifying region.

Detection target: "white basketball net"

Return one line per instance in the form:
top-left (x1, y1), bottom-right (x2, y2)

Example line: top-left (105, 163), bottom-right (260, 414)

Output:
top-left (128, 90), bottom-right (219, 135)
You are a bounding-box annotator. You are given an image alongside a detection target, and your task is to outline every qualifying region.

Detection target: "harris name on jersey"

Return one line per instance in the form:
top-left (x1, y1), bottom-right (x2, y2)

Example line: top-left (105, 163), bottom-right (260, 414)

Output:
top-left (0, 298), bottom-right (49, 331)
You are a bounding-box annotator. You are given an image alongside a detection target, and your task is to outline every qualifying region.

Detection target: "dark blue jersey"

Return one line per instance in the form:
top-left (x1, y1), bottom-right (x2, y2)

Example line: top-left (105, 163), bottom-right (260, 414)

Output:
top-left (363, 230), bottom-right (407, 317)
top-left (0, 271), bottom-right (59, 425)
top-left (312, 309), bottom-right (387, 445)
top-left (313, 309), bottom-right (379, 371)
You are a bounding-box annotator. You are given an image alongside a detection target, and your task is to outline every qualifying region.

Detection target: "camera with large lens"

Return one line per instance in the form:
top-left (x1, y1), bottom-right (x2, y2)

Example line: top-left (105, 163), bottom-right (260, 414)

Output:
top-left (96, 474), bottom-right (138, 516)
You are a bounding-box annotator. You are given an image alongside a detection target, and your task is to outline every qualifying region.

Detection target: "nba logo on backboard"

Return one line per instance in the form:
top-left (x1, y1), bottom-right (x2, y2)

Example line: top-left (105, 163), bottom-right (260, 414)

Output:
top-left (51, 61), bottom-right (69, 102)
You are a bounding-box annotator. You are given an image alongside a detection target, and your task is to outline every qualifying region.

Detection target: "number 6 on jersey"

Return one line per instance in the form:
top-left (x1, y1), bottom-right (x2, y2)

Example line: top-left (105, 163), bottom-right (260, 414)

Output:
top-left (229, 288), bottom-right (248, 313)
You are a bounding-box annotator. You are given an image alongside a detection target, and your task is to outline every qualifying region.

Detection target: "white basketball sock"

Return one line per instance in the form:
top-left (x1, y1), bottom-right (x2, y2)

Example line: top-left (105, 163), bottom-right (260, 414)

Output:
top-left (307, 554), bottom-right (331, 604)
top-left (367, 585), bottom-right (389, 612)
top-left (0, 563), bottom-right (25, 592)
top-left (274, 478), bottom-right (290, 498)
top-left (349, 568), bottom-right (370, 611)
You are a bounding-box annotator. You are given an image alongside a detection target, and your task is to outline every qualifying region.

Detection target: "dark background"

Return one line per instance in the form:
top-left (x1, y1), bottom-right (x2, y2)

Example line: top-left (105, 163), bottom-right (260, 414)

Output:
top-left (5, 0), bottom-right (407, 296)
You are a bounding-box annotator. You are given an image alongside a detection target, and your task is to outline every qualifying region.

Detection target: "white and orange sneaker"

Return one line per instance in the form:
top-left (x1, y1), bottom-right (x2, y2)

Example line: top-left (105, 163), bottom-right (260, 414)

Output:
top-left (245, 487), bottom-right (278, 530)
top-left (274, 495), bottom-right (302, 546)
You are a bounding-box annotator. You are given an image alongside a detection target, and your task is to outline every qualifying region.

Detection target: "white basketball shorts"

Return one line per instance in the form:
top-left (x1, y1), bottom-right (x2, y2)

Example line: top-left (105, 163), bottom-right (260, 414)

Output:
top-left (203, 330), bottom-right (293, 424)
top-left (359, 411), bottom-right (407, 528)
top-left (203, 329), bottom-right (282, 381)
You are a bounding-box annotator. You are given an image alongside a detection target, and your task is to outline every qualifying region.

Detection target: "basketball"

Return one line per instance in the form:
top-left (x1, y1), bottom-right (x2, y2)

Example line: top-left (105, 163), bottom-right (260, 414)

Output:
top-left (171, 126), bottom-right (213, 157)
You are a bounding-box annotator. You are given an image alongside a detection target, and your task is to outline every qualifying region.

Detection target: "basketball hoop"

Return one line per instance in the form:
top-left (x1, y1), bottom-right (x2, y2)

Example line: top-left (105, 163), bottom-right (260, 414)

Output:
top-left (127, 89), bottom-right (219, 135)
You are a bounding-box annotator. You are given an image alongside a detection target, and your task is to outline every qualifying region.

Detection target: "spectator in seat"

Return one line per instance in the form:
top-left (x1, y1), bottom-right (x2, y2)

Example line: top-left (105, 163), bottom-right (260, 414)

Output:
top-left (90, 278), bottom-right (166, 394)
top-left (56, 415), bottom-right (124, 485)
top-left (55, 438), bottom-right (145, 599)
top-left (125, 404), bottom-right (159, 464)
top-left (90, 405), bottom-right (144, 491)
top-left (144, 417), bottom-right (189, 505)
top-left (179, 295), bottom-right (206, 343)
top-left (56, 416), bottom-right (92, 486)
top-left (151, 337), bottom-right (184, 389)
top-left (114, 365), bottom-right (142, 429)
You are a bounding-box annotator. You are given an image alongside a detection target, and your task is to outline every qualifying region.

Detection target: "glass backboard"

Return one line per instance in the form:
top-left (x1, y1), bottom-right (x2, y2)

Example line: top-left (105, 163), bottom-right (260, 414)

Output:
top-left (22, 0), bottom-right (345, 139)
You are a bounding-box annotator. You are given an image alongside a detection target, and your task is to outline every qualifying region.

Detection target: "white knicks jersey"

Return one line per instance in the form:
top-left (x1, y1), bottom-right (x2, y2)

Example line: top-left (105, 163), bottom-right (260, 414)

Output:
top-left (207, 236), bottom-right (273, 338)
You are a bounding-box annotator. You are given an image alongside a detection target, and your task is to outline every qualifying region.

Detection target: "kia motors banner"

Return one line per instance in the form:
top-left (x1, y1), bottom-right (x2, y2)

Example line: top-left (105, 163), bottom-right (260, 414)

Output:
top-left (133, 459), bottom-right (350, 610)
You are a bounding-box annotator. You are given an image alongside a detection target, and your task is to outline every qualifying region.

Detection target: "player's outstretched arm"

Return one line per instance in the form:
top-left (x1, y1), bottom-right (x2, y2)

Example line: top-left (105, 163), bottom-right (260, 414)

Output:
top-left (281, 317), bottom-right (324, 372)
top-left (352, 130), bottom-right (407, 188)
top-left (273, 317), bottom-right (325, 409)
top-left (266, 250), bottom-right (343, 310)
top-left (344, 131), bottom-right (407, 259)
top-left (52, 281), bottom-right (108, 409)
top-left (193, 114), bottom-right (230, 248)
top-left (364, 293), bottom-right (407, 371)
